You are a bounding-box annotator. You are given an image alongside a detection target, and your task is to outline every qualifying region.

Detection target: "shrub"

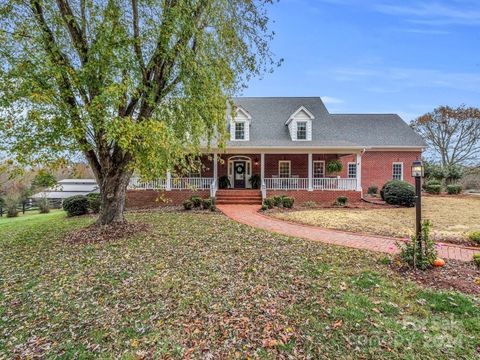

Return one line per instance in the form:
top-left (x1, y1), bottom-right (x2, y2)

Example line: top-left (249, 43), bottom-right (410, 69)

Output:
top-left (335, 196), bottom-right (348, 206)
top-left (282, 196), bottom-right (294, 209)
top-left (367, 185), bottom-right (378, 195)
top-left (424, 184), bottom-right (442, 195)
top-left (38, 197), bottom-right (50, 214)
top-left (62, 195), bottom-right (89, 217)
top-left (218, 176), bottom-right (230, 189)
top-left (263, 198), bottom-right (274, 209)
top-left (467, 231), bottom-right (480, 244)
top-left (382, 180), bottom-right (415, 207)
top-left (303, 201), bottom-right (317, 208)
top-left (261, 204), bottom-right (268, 211)
top-left (422, 179), bottom-right (441, 190)
top-left (87, 193), bottom-right (101, 213)
top-left (326, 160), bottom-right (343, 174)
top-left (272, 195), bottom-right (284, 207)
top-left (190, 196), bottom-right (202, 208)
top-left (249, 174), bottom-right (261, 189)
top-left (397, 220), bottom-right (437, 270)
top-left (446, 185), bottom-right (462, 195)
top-left (183, 199), bottom-right (193, 210)
top-left (473, 254), bottom-right (480, 268)
top-left (201, 198), bottom-right (212, 210)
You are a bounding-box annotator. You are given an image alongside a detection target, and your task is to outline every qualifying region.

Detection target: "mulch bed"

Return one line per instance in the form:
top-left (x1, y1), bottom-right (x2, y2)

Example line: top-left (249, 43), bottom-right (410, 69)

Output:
top-left (64, 222), bottom-right (151, 244)
top-left (392, 259), bottom-right (480, 295)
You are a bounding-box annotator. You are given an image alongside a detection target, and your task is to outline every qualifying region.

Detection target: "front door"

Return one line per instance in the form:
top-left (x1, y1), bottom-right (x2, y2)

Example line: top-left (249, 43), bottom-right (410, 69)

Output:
top-left (233, 161), bottom-right (246, 188)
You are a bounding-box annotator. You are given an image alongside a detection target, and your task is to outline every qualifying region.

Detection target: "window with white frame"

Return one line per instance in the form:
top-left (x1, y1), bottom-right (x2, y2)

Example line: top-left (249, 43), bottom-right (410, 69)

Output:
top-left (392, 162), bottom-right (403, 180)
top-left (279, 161), bottom-right (291, 178)
top-left (313, 161), bottom-right (325, 178)
top-left (234, 122), bottom-right (245, 140)
top-left (296, 121), bottom-right (307, 140)
top-left (347, 162), bottom-right (357, 178)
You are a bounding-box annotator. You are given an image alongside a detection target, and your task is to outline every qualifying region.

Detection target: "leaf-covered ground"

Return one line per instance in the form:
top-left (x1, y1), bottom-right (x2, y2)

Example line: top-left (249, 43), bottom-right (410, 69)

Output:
top-left (1, 210), bottom-right (479, 358)
top-left (272, 196), bottom-right (480, 245)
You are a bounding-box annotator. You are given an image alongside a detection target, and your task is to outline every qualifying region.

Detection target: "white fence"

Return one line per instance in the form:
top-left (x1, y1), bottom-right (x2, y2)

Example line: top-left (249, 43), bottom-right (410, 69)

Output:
top-left (313, 178), bottom-right (357, 190)
top-left (170, 177), bottom-right (214, 190)
top-left (264, 178), bottom-right (309, 190)
top-left (264, 177), bottom-right (357, 191)
top-left (128, 178), bottom-right (167, 190)
top-left (128, 177), bottom-right (214, 190)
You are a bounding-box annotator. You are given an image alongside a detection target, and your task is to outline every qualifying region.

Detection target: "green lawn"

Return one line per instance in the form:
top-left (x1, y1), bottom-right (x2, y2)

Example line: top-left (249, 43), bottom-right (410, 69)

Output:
top-left (0, 210), bottom-right (479, 358)
top-left (0, 208), bottom-right (64, 224)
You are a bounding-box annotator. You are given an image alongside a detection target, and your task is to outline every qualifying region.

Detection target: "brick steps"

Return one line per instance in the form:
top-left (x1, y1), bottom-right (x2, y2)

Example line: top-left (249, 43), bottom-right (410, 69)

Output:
top-left (215, 189), bottom-right (262, 205)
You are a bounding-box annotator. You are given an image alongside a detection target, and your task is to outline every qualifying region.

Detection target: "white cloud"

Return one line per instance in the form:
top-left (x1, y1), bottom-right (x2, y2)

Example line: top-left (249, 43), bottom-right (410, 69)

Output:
top-left (374, 2), bottom-right (480, 26)
top-left (333, 67), bottom-right (480, 93)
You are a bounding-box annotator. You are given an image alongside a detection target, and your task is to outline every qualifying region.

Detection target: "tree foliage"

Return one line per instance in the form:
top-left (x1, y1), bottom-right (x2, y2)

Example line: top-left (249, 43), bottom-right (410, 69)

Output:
top-left (411, 106), bottom-right (480, 167)
top-left (31, 170), bottom-right (57, 189)
top-left (0, 0), bottom-right (278, 224)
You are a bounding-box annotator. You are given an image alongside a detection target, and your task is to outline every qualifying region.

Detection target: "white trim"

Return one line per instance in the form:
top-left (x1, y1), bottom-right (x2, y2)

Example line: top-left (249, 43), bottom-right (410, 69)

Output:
top-left (312, 160), bottom-right (326, 178)
top-left (285, 106), bottom-right (315, 125)
top-left (347, 162), bottom-right (357, 179)
top-left (235, 106), bottom-right (252, 120)
top-left (208, 146), bottom-right (424, 152)
top-left (231, 120), bottom-right (249, 141)
top-left (308, 153), bottom-right (313, 191)
top-left (392, 162), bottom-right (404, 181)
top-left (228, 156), bottom-right (252, 188)
top-left (260, 153), bottom-right (265, 182)
top-left (355, 153), bottom-right (362, 192)
top-left (278, 160), bottom-right (291, 178)
top-left (213, 153), bottom-right (218, 181)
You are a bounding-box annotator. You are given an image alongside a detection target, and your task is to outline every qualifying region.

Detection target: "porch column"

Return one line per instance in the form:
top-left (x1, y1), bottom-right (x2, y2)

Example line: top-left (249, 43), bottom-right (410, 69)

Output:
top-left (166, 171), bottom-right (172, 191)
top-left (356, 152), bottom-right (362, 192)
top-left (213, 153), bottom-right (218, 181)
top-left (260, 153), bottom-right (265, 182)
top-left (308, 153), bottom-right (313, 191)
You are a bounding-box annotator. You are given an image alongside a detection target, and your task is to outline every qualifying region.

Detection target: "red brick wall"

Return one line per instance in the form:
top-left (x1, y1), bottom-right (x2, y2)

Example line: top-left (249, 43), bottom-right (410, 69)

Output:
top-left (126, 190), bottom-right (209, 208)
top-left (338, 151), bottom-right (422, 192)
top-left (267, 190), bottom-right (362, 204)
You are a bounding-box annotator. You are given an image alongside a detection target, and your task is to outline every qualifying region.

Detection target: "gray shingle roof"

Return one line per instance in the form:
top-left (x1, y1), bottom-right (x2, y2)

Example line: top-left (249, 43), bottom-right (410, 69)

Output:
top-left (223, 97), bottom-right (426, 148)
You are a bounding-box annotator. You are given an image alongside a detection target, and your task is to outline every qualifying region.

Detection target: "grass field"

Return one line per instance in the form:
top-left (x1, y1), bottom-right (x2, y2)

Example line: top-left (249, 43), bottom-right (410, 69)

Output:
top-left (0, 210), bottom-right (479, 358)
top-left (0, 208), bottom-right (64, 223)
top-left (273, 196), bottom-right (480, 244)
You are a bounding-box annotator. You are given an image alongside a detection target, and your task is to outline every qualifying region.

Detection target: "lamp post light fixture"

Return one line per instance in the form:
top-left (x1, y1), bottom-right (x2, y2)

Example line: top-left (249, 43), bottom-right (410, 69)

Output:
top-left (412, 160), bottom-right (424, 261)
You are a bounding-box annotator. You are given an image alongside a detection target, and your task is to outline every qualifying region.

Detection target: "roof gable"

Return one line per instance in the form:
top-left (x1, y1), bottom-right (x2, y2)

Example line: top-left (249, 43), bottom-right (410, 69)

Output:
top-left (285, 106), bottom-right (315, 125)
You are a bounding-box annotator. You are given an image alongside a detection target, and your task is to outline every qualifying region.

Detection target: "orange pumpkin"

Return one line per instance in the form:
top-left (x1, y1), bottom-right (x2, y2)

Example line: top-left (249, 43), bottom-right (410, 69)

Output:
top-left (433, 258), bottom-right (445, 267)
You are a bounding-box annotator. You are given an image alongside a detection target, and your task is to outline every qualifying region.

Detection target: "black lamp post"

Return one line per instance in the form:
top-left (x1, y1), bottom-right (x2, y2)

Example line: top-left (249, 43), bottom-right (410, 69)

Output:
top-left (411, 160), bottom-right (424, 257)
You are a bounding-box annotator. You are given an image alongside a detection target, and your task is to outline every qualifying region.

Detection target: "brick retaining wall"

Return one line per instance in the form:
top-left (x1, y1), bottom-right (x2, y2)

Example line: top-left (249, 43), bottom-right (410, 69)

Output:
top-left (126, 190), bottom-right (209, 208)
top-left (266, 190), bottom-right (362, 205)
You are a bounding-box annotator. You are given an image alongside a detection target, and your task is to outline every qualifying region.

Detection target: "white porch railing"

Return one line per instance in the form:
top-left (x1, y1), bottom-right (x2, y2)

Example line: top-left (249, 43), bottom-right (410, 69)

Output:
top-left (313, 178), bottom-right (357, 190)
top-left (128, 177), bottom-right (214, 191)
top-left (128, 178), bottom-right (167, 190)
top-left (171, 177), bottom-right (214, 190)
top-left (264, 177), bottom-right (357, 191)
top-left (265, 178), bottom-right (309, 190)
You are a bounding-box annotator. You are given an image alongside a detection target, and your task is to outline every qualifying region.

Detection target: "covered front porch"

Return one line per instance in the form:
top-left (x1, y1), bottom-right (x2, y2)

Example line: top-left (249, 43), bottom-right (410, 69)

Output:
top-left (128, 149), bottom-right (363, 199)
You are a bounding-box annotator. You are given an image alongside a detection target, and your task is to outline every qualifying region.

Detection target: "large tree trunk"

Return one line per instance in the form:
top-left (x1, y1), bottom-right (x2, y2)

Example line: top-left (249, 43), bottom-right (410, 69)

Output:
top-left (96, 169), bottom-right (132, 225)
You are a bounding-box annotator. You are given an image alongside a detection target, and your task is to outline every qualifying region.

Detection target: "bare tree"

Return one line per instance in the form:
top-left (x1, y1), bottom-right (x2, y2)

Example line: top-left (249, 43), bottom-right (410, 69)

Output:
top-left (411, 105), bottom-right (480, 167)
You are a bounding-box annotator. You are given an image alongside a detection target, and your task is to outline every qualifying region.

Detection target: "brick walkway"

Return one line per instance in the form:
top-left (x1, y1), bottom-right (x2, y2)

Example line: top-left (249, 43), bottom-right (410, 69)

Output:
top-left (217, 205), bottom-right (479, 262)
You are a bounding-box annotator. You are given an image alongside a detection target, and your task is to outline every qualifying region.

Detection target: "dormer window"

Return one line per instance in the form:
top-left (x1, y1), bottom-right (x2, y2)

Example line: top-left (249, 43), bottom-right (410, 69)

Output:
top-left (234, 122), bottom-right (245, 140)
top-left (297, 121), bottom-right (307, 140)
top-left (230, 106), bottom-right (251, 141)
top-left (285, 106), bottom-right (314, 141)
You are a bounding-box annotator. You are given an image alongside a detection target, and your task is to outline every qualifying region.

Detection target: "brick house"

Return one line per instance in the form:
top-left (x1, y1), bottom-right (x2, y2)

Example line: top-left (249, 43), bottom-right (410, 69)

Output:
top-left (127, 97), bottom-right (426, 207)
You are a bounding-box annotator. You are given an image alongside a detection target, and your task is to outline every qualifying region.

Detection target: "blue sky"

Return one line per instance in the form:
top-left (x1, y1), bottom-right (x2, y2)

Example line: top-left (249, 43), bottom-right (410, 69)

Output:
top-left (244, 0), bottom-right (480, 123)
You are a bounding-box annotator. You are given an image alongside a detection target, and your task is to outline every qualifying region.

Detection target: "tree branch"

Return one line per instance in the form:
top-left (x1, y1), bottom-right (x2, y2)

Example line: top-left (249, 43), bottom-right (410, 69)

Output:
top-left (55, 0), bottom-right (88, 65)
